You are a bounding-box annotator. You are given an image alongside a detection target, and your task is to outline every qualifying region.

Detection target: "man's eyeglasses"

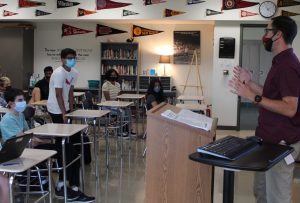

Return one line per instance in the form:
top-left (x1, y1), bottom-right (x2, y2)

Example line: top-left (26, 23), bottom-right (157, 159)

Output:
top-left (264, 28), bottom-right (276, 34)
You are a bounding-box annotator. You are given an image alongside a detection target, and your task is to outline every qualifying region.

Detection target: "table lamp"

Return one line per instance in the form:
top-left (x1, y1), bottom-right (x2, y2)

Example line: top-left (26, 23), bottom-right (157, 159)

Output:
top-left (159, 55), bottom-right (171, 76)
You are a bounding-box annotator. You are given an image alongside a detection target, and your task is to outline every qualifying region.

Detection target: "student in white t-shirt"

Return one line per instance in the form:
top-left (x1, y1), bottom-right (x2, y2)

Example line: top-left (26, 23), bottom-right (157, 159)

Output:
top-left (101, 69), bottom-right (121, 101)
top-left (47, 48), bottom-right (95, 202)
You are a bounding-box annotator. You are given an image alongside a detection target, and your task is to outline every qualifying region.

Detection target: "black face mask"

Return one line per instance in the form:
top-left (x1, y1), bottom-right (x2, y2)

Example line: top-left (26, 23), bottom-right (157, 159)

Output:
top-left (5, 86), bottom-right (12, 91)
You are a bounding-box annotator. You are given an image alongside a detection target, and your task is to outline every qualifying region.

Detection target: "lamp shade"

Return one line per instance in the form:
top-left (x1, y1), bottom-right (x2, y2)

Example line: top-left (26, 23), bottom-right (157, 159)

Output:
top-left (159, 55), bottom-right (171, 64)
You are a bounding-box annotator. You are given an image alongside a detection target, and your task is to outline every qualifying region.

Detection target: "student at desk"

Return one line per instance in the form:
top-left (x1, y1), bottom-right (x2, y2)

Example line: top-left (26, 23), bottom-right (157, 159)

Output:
top-left (0, 88), bottom-right (94, 202)
top-left (146, 79), bottom-right (165, 110)
top-left (0, 76), bottom-right (11, 107)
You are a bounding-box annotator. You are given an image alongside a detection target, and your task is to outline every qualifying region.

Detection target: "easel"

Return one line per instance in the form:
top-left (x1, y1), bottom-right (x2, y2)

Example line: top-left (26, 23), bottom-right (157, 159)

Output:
top-left (181, 49), bottom-right (204, 99)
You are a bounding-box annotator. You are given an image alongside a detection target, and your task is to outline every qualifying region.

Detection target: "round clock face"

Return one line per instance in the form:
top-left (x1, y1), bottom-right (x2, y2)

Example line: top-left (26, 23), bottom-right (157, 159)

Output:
top-left (259, 1), bottom-right (277, 18)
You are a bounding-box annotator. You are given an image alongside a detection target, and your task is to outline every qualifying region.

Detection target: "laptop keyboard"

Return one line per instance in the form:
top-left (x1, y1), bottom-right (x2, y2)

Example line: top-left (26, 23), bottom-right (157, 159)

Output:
top-left (197, 136), bottom-right (259, 160)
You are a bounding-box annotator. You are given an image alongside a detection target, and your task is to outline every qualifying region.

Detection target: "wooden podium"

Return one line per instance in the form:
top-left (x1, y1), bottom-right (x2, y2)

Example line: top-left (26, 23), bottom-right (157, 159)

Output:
top-left (145, 103), bottom-right (217, 203)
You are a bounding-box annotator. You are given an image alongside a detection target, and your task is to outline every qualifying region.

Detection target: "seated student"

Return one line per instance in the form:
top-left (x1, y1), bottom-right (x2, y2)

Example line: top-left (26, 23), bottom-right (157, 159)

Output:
top-left (29, 66), bottom-right (53, 104)
top-left (0, 76), bottom-right (11, 107)
top-left (146, 79), bottom-right (165, 110)
top-left (0, 88), bottom-right (94, 202)
top-left (101, 69), bottom-right (121, 102)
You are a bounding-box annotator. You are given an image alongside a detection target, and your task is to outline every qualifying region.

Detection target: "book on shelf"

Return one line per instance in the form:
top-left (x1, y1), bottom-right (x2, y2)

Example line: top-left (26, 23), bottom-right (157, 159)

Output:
top-left (161, 109), bottom-right (213, 131)
top-left (101, 64), bottom-right (137, 75)
top-left (102, 48), bottom-right (138, 60)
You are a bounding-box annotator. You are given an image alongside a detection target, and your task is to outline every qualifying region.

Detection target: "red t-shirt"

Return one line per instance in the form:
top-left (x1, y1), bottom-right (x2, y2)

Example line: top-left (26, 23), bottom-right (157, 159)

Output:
top-left (256, 48), bottom-right (300, 144)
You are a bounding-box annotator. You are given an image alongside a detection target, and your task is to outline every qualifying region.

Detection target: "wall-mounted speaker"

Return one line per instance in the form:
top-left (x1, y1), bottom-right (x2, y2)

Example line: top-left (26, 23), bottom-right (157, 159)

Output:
top-left (219, 37), bottom-right (235, 59)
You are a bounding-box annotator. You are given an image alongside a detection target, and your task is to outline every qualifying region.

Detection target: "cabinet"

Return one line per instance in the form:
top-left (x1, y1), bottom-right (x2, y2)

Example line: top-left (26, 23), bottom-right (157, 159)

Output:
top-left (100, 42), bottom-right (139, 99)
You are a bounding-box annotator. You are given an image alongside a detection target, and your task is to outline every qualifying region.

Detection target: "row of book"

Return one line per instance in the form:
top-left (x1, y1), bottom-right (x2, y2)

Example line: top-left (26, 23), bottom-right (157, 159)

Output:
top-left (102, 48), bottom-right (138, 60)
top-left (101, 64), bottom-right (137, 75)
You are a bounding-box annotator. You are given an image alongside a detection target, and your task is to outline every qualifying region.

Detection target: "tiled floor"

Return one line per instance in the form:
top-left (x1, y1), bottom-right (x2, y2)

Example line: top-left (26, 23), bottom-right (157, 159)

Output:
top-left (27, 129), bottom-right (300, 203)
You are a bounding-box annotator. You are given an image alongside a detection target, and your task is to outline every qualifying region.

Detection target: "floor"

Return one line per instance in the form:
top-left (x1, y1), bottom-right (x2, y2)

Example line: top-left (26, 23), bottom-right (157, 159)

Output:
top-left (25, 128), bottom-right (300, 203)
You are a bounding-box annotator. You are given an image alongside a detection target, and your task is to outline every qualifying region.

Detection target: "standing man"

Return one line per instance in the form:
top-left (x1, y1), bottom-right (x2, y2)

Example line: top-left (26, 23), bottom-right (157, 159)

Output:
top-left (29, 66), bottom-right (53, 104)
top-left (229, 16), bottom-right (300, 203)
top-left (47, 48), bottom-right (77, 124)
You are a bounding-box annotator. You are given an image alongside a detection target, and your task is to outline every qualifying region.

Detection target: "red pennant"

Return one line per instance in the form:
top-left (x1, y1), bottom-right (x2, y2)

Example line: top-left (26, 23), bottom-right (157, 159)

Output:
top-left (3, 10), bottom-right (18, 17)
top-left (241, 10), bottom-right (258, 17)
top-left (222, 0), bottom-right (259, 10)
top-left (77, 8), bottom-right (97, 17)
top-left (97, 0), bottom-right (131, 10)
top-left (19, 0), bottom-right (46, 8)
top-left (0, 3), bottom-right (7, 7)
top-left (62, 24), bottom-right (93, 37)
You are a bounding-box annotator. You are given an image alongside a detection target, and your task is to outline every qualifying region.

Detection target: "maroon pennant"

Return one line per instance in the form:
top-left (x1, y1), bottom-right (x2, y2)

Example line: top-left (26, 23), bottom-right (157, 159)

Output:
top-left (62, 24), bottom-right (93, 37)
top-left (222, 0), bottom-right (259, 10)
top-left (3, 10), bottom-right (18, 17)
top-left (96, 0), bottom-right (131, 10)
top-left (19, 0), bottom-right (46, 8)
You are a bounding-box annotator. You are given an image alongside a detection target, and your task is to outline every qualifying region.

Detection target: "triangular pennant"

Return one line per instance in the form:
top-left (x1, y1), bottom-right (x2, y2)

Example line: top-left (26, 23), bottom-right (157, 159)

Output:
top-left (19, 0), bottom-right (45, 8)
top-left (241, 10), bottom-right (258, 17)
top-left (132, 25), bottom-right (163, 37)
top-left (78, 8), bottom-right (97, 17)
top-left (62, 24), bottom-right (93, 37)
top-left (123, 9), bottom-right (139, 16)
top-left (0, 3), bottom-right (7, 7)
top-left (57, 0), bottom-right (80, 8)
top-left (144, 0), bottom-right (167, 6)
top-left (187, 0), bottom-right (206, 5)
top-left (206, 9), bottom-right (223, 16)
top-left (222, 0), bottom-right (259, 10)
top-left (3, 10), bottom-right (18, 17)
top-left (277, 0), bottom-right (300, 7)
top-left (35, 9), bottom-right (51, 16)
top-left (97, 0), bottom-right (131, 10)
top-left (164, 9), bottom-right (186, 17)
top-left (96, 24), bottom-right (127, 36)
top-left (281, 10), bottom-right (300, 16)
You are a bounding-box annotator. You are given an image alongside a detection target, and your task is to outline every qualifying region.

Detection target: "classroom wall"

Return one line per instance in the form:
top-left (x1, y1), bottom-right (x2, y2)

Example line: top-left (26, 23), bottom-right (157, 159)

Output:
top-left (34, 21), bottom-right (214, 104)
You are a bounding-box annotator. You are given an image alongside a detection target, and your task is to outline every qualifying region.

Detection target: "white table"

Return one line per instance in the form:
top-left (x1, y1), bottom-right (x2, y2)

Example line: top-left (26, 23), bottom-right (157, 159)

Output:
top-left (74, 92), bottom-right (85, 98)
top-left (0, 148), bottom-right (56, 203)
top-left (117, 94), bottom-right (146, 136)
top-left (97, 101), bottom-right (133, 155)
top-left (65, 110), bottom-right (110, 173)
top-left (31, 100), bottom-right (47, 107)
top-left (177, 95), bottom-right (204, 104)
top-left (26, 123), bottom-right (88, 203)
top-left (176, 103), bottom-right (206, 113)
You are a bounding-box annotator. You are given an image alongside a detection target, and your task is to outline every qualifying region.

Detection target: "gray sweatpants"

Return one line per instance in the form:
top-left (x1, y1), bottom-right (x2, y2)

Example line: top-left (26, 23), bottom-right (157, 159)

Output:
top-left (253, 141), bottom-right (300, 203)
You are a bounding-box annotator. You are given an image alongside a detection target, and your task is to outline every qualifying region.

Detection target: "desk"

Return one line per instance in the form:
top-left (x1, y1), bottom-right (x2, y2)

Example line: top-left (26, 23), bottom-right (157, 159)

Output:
top-left (176, 103), bottom-right (206, 112)
top-left (65, 110), bottom-right (110, 173)
top-left (177, 95), bottom-right (204, 104)
top-left (0, 148), bottom-right (56, 203)
top-left (117, 94), bottom-right (145, 136)
top-left (26, 123), bottom-right (88, 203)
top-left (97, 101), bottom-right (133, 155)
top-left (189, 143), bottom-right (294, 203)
top-left (31, 100), bottom-right (47, 107)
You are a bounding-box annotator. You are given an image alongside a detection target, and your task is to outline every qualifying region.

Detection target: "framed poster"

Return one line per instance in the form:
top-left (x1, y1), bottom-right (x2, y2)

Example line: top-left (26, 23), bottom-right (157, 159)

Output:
top-left (173, 31), bottom-right (201, 64)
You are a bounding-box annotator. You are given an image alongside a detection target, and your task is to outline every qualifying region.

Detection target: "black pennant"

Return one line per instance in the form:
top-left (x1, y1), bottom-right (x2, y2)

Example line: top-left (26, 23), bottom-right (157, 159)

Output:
top-left (57, 0), bottom-right (80, 8)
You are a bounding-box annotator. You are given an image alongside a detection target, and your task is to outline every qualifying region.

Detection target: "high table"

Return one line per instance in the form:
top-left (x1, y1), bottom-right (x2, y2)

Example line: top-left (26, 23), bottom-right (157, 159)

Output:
top-left (65, 110), bottom-right (110, 173)
top-left (117, 94), bottom-right (145, 136)
top-left (97, 101), bottom-right (133, 155)
top-left (26, 123), bottom-right (88, 203)
top-left (189, 143), bottom-right (294, 203)
top-left (0, 148), bottom-right (56, 203)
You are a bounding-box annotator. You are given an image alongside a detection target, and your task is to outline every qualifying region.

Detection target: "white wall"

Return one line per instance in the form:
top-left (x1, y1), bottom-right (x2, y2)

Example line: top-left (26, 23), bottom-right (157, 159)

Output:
top-left (212, 21), bottom-right (240, 127)
top-left (34, 21), bottom-right (214, 104)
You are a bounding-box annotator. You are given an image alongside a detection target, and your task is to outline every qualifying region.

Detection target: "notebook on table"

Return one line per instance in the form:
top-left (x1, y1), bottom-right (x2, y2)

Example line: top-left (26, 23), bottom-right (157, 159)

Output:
top-left (0, 133), bottom-right (32, 164)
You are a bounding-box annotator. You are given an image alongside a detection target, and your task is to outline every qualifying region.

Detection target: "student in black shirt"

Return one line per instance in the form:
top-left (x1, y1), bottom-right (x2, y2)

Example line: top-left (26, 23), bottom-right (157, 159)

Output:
top-left (29, 66), bottom-right (53, 103)
top-left (146, 79), bottom-right (165, 110)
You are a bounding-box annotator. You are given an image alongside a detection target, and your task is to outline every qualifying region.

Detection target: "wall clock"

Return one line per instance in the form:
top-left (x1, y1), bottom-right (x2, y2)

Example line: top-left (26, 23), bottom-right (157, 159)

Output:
top-left (259, 1), bottom-right (277, 18)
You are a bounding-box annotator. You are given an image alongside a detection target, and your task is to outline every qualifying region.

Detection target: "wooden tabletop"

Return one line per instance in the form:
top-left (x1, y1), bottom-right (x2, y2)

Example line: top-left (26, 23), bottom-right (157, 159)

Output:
top-left (31, 100), bottom-right (47, 106)
top-left (177, 95), bottom-right (204, 101)
top-left (65, 110), bottom-right (110, 119)
top-left (26, 123), bottom-right (88, 137)
top-left (0, 107), bottom-right (9, 114)
top-left (0, 149), bottom-right (56, 173)
top-left (176, 103), bottom-right (206, 111)
top-left (117, 94), bottom-right (145, 100)
top-left (97, 100), bottom-right (133, 108)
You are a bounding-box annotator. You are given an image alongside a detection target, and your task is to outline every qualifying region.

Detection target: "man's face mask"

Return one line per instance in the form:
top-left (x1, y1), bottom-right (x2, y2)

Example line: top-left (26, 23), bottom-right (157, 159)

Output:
top-left (262, 28), bottom-right (277, 52)
top-left (66, 58), bottom-right (76, 69)
top-left (14, 100), bottom-right (26, 113)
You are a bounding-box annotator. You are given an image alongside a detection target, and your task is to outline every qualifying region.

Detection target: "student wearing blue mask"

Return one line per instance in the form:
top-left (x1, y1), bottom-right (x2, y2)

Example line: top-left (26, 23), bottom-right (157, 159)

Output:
top-left (146, 79), bottom-right (165, 110)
